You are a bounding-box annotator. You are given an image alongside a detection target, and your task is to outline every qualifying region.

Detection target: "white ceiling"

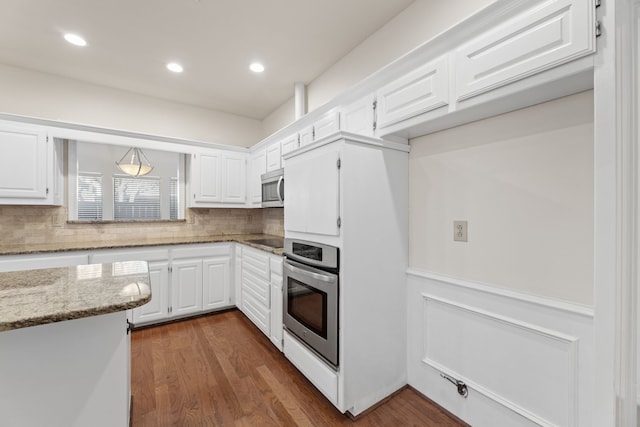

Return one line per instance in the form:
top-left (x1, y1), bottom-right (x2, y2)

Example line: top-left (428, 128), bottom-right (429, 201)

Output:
top-left (0, 0), bottom-right (415, 120)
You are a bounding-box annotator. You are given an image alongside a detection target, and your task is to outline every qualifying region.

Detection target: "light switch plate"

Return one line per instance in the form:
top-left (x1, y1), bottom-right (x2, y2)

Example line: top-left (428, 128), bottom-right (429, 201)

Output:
top-left (454, 220), bottom-right (468, 242)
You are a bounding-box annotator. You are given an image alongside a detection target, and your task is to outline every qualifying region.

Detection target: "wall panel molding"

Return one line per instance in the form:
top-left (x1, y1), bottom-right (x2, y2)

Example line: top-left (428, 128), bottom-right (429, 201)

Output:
top-left (407, 269), bottom-right (594, 426)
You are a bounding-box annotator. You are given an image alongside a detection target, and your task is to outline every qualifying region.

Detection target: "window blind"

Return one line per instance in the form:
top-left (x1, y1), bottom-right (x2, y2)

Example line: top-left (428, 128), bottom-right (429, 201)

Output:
top-left (170, 177), bottom-right (179, 220)
top-left (77, 173), bottom-right (103, 221)
top-left (114, 176), bottom-right (161, 220)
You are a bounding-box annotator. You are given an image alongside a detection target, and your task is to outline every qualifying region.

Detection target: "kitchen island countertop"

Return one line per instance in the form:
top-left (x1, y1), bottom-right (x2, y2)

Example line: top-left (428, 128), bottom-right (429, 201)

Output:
top-left (0, 261), bottom-right (151, 332)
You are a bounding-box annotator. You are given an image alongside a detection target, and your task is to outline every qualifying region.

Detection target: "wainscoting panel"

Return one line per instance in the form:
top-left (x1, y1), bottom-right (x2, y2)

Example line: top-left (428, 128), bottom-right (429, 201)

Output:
top-left (407, 269), bottom-right (594, 427)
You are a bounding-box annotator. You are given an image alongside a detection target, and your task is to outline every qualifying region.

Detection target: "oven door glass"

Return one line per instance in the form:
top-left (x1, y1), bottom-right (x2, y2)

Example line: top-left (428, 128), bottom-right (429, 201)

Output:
top-left (287, 277), bottom-right (328, 338)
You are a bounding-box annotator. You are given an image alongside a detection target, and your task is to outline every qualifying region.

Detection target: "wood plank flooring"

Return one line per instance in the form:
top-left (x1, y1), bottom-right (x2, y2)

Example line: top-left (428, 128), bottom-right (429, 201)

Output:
top-left (131, 310), bottom-right (466, 427)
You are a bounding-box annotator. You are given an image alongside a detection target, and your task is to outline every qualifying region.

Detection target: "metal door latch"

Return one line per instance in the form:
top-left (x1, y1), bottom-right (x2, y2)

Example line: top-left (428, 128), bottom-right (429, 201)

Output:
top-left (441, 373), bottom-right (468, 398)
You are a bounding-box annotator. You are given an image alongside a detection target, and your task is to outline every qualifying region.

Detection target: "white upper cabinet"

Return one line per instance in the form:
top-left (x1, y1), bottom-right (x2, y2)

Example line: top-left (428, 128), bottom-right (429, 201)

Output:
top-left (190, 152), bottom-right (221, 203)
top-left (221, 152), bottom-right (246, 203)
top-left (454, 0), bottom-right (595, 101)
top-left (266, 141), bottom-right (282, 172)
top-left (375, 55), bottom-right (449, 130)
top-left (285, 144), bottom-right (340, 236)
top-left (340, 94), bottom-right (375, 137)
top-left (299, 125), bottom-right (314, 147)
top-left (313, 111), bottom-right (340, 141)
top-left (248, 148), bottom-right (266, 207)
top-left (0, 122), bottom-right (62, 205)
top-left (189, 149), bottom-right (247, 207)
top-left (281, 134), bottom-right (299, 156)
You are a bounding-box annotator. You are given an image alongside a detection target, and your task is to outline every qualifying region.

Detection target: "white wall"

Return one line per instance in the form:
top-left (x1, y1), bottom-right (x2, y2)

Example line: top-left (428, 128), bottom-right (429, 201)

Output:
top-left (0, 63), bottom-right (262, 148)
top-left (261, 0), bottom-right (493, 135)
top-left (409, 91), bottom-right (594, 305)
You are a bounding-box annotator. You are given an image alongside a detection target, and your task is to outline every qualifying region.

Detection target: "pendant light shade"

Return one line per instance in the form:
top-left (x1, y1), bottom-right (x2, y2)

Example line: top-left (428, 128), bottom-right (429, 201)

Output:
top-left (116, 147), bottom-right (154, 177)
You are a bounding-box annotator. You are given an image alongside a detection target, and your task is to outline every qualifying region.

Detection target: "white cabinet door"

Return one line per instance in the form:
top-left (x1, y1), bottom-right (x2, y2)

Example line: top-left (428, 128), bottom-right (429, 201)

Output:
top-left (202, 256), bottom-right (231, 310)
top-left (281, 134), bottom-right (299, 156)
top-left (269, 256), bottom-right (283, 351)
top-left (0, 123), bottom-right (48, 201)
top-left (455, 0), bottom-right (595, 101)
top-left (285, 145), bottom-right (340, 236)
top-left (266, 142), bottom-right (282, 172)
top-left (191, 152), bottom-right (221, 203)
top-left (248, 149), bottom-right (266, 206)
top-left (299, 125), bottom-right (314, 147)
top-left (376, 55), bottom-right (449, 129)
top-left (132, 261), bottom-right (170, 324)
top-left (221, 153), bottom-right (246, 203)
top-left (341, 95), bottom-right (375, 137)
top-left (171, 258), bottom-right (203, 317)
top-left (313, 111), bottom-right (340, 141)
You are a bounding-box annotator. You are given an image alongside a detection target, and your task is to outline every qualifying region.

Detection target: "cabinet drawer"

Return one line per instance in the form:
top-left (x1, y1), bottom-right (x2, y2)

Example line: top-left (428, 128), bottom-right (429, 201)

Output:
top-left (90, 248), bottom-right (169, 263)
top-left (172, 243), bottom-right (231, 259)
top-left (376, 55), bottom-right (449, 129)
top-left (283, 331), bottom-right (338, 404)
top-left (242, 247), bottom-right (270, 279)
top-left (242, 291), bottom-right (270, 335)
top-left (242, 269), bottom-right (270, 307)
top-left (454, 0), bottom-right (595, 101)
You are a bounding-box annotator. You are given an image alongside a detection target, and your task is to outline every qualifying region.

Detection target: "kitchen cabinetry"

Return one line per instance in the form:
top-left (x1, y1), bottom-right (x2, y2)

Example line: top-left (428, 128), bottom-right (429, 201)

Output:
top-left (0, 121), bottom-right (63, 206)
top-left (340, 95), bottom-right (375, 137)
top-left (247, 148), bottom-right (266, 207)
top-left (282, 133), bottom-right (409, 415)
top-left (266, 141), bottom-right (282, 172)
top-left (189, 149), bottom-right (247, 207)
top-left (284, 144), bottom-right (340, 237)
top-left (299, 125), bottom-right (314, 147)
top-left (375, 55), bottom-right (449, 130)
top-left (269, 256), bottom-right (284, 351)
top-left (454, 0), bottom-right (595, 102)
top-left (90, 243), bottom-right (233, 327)
top-left (238, 244), bottom-right (283, 348)
top-left (203, 255), bottom-right (231, 311)
top-left (171, 257), bottom-right (203, 317)
top-left (281, 133), bottom-right (299, 156)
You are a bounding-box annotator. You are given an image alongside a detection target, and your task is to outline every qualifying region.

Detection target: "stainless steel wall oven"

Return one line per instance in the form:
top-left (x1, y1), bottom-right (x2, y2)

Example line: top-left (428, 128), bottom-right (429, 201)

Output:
top-left (283, 238), bottom-right (339, 368)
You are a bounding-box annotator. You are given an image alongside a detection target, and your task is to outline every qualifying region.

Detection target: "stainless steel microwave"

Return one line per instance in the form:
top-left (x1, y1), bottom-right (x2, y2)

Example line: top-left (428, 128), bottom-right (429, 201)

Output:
top-left (261, 168), bottom-right (284, 208)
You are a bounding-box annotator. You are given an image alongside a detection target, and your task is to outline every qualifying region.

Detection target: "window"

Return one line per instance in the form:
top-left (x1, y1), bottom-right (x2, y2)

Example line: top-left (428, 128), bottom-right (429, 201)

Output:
top-left (69, 141), bottom-right (185, 222)
top-left (77, 173), bottom-right (103, 221)
top-left (114, 176), bottom-right (161, 220)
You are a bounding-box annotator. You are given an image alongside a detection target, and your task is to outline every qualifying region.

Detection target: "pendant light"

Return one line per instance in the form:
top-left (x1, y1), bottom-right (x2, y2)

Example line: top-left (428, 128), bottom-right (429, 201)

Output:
top-left (115, 147), bottom-right (154, 177)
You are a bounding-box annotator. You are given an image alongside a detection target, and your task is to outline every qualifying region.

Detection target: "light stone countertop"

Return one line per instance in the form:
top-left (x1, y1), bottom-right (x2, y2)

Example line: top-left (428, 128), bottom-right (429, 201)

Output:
top-left (0, 261), bottom-right (151, 332)
top-left (0, 234), bottom-right (285, 257)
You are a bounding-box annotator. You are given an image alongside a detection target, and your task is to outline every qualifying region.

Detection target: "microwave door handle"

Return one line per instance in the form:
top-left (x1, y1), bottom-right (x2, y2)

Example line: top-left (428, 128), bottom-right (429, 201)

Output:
top-left (284, 261), bottom-right (336, 283)
top-left (276, 176), bottom-right (284, 203)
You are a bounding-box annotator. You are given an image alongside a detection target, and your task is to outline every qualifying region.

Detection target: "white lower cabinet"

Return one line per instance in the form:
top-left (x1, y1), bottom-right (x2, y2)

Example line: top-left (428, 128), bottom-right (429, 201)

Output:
top-left (90, 243), bottom-right (233, 327)
top-left (132, 260), bottom-right (170, 324)
top-left (171, 257), bottom-right (204, 317)
top-left (238, 244), bottom-right (283, 349)
top-left (203, 256), bottom-right (231, 310)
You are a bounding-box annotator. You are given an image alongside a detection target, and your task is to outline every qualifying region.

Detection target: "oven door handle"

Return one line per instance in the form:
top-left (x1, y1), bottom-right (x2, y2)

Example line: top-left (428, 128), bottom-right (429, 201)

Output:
top-left (284, 260), bottom-right (337, 284)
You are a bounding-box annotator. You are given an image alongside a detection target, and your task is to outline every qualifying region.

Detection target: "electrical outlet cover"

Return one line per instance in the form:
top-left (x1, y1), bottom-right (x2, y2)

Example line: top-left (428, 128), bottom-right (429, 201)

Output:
top-left (454, 220), bottom-right (468, 242)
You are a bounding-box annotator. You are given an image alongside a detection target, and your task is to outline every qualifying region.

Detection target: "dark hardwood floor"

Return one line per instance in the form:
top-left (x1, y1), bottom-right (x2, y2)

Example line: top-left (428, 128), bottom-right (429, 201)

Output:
top-left (131, 310), bottom-right (466, 426)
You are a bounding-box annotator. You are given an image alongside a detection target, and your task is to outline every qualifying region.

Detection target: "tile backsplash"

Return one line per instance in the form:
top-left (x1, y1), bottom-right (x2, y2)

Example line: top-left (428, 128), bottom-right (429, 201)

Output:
top-left (0, 206), bottom-right (284, 246)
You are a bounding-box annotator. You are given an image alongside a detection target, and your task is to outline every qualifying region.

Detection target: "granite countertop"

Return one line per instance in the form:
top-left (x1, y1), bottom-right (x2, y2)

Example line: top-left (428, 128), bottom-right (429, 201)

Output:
top-left (0, 261), bottom-right (151, 332)
top-left (0, 234), bottom-right (285, 257)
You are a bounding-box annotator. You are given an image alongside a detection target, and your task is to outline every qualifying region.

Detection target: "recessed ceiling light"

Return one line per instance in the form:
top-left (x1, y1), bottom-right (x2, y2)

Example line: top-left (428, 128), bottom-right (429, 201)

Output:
top-left (64, 33), bottom-right (87, 47)
top-left (166, 62), bottom-right (184, 73)
top-left (250, 62), bottom-right (265, 73)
